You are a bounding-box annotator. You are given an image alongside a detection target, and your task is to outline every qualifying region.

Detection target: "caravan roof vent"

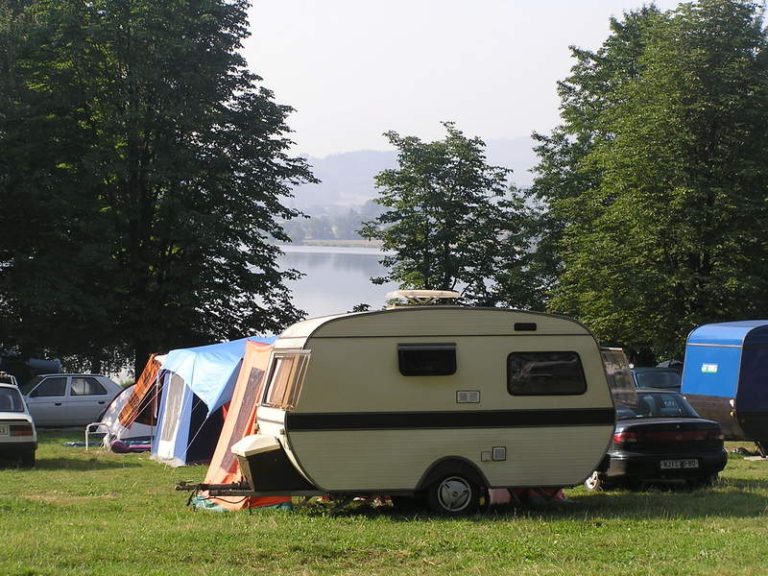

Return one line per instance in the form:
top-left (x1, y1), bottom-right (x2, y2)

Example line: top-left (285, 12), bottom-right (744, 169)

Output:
top-left (385, 290), bottom-right (461, 308)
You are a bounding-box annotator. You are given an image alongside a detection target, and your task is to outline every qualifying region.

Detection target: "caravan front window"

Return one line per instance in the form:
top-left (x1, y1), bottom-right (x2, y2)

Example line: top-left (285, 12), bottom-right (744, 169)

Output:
top-left (262, 352), bottom-right (310, 410)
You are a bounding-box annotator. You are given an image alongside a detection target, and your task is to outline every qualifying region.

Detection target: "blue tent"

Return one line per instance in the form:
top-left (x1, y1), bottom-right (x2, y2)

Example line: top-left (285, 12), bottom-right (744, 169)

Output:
top-left (152, 336), bottom-right (274, 467)
top-left (682, 321), bottom-right (768, 451)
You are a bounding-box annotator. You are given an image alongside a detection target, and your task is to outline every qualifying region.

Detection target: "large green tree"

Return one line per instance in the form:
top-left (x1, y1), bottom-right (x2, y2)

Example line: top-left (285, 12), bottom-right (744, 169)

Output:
top-left (0, 0), bottom-right (314, 375)
top-left (531, 0), bottom-right (768, 361)
top-left (360, 122), bottom-right (540, 308)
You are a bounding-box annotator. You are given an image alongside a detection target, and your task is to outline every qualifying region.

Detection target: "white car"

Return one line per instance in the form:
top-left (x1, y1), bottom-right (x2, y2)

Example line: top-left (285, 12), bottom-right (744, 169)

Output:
top-left (0, 383), bottom-right (37, 467)
top-left (22, 374), bottom-right (123, 427)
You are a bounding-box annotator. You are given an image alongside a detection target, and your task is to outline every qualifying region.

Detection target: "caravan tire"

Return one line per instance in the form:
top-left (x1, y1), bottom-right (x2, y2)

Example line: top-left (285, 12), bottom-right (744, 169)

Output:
top-left (427, 474), bottom-right (480, 516)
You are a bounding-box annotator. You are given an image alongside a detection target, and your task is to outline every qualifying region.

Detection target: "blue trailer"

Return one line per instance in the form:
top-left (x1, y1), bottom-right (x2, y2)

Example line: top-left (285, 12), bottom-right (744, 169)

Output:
top-left (681, 321), bottom-right (768, 455)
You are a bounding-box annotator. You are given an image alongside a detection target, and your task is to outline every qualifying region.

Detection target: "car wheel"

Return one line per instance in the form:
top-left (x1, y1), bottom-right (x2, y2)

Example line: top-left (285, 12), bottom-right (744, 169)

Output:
top-left (625, 479), bottom-right (646, 491)
top-left (688, 473), bottom-right (718, 489)
top-left (426, 474), bottom-right (480, 516)
top-left (584, 471), bottom-right (608, 492)
top-left (19, 451), bottom-right (35, 468)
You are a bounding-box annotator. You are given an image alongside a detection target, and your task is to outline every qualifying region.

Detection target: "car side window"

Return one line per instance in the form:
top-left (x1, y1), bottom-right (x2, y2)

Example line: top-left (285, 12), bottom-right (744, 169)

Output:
top-left (507, 351), bottom-right (587, 396)
top-left (29, 376), bottom-right (68, 398)
top-left (71, 377), bottom-right (108, 396)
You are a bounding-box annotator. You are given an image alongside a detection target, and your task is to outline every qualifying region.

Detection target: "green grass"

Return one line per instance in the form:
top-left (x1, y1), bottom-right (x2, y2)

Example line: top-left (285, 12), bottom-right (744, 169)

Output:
top-left (1, 432), bottom-right (767, 575)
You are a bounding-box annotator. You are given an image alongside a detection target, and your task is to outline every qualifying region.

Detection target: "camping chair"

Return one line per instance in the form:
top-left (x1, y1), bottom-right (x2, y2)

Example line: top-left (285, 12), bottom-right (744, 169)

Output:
top-left (84, 421), bottom-right (110, 450)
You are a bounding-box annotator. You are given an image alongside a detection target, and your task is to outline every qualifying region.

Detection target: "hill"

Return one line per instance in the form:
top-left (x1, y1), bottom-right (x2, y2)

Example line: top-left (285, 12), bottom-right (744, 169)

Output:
top-left (287, 136), bottom-right (537, 212)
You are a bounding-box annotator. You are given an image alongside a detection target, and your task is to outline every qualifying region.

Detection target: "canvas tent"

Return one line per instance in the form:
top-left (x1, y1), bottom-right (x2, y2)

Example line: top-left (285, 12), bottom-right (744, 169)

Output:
top-left (195, 340), bottom-right (291, 510)
top-left (91, 383), bottom-right (155, 452)
top-left (152, 337), bottom-right (273, 467)
top-left (119, 354), bottom-right (164, 429)
top-left (85, 355), bottom-right (165, 452)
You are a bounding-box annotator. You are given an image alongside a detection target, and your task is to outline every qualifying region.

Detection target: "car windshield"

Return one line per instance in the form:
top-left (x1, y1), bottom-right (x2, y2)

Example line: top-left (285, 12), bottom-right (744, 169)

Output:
top-left (634, 370), bottom-right (681, 389)
top-left (0, 387), bottom-right (25, 412)
top-left (617, 391), bottom-right (699, 420)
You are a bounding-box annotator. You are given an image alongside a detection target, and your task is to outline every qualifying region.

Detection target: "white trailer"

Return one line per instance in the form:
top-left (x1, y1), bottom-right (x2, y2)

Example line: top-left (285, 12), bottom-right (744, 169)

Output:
top-left (231, 303), bottom-right (615, 514)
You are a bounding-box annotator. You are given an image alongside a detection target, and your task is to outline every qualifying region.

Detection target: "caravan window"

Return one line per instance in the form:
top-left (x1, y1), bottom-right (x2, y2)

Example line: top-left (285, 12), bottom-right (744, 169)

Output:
top-left (507, 352), bottom-right (586, 396)
top-left (262, 352), bottom-right (310, 410)
top-left (398, 344), bottom-right (457, 376)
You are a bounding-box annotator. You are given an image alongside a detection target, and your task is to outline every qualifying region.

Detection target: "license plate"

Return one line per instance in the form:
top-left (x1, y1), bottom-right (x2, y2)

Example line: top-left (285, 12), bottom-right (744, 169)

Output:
top-left (660, 459), bottom-right (699, 470)
top-left (0, 424), bottom-right (8, 437)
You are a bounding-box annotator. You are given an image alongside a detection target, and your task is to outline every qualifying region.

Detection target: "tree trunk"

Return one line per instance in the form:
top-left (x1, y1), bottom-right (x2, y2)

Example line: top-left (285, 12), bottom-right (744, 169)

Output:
top-left (133, 338), bottom-right (152, 382)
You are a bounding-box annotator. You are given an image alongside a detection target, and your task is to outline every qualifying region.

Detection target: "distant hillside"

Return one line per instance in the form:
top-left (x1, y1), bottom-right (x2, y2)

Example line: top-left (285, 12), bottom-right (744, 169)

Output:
top-left (288, 136), bottom-right (537, 213)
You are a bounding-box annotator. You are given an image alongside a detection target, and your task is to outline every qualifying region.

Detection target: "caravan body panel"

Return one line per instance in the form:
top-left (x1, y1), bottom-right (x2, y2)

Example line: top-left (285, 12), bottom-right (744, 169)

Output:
top-left (252, 307), bottom-right (615, 493)
top-left (682, 321), bottom-right (768, 445)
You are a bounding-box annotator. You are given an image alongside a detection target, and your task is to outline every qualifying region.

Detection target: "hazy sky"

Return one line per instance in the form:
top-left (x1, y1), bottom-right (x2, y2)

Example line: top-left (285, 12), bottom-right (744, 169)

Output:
top-left (244, 1), bottom-right (683, 158)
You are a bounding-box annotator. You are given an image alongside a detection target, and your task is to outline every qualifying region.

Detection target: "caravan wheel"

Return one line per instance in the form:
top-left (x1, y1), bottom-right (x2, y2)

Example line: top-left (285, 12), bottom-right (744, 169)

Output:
top-left (427, 474), bottom-right (480, 516)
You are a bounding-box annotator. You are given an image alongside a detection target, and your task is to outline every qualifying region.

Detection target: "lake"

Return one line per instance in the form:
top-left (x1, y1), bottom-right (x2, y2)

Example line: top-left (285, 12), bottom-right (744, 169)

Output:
top-left (277, 245), bottom-right (398, 317)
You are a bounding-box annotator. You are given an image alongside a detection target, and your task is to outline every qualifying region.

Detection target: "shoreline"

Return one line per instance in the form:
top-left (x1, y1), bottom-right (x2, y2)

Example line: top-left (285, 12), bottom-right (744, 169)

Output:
top-left (279, 239), bottom-right (384, 249)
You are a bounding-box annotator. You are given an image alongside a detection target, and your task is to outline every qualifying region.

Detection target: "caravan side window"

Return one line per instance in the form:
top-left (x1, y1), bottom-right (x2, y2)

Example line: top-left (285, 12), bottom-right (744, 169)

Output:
top-left (398, 344), bottom-right (456, 376)
top-left (507, 351), bottom-right (586, 396)
top-left (262, 352), bottom-right (310, 410)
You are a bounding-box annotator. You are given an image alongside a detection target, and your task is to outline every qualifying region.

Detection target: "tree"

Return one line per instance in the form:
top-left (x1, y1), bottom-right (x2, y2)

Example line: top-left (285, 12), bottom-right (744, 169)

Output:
top-left (529, 6), bottom-right (664, 300)
top-left (530, 0), bottom-right (768, 361)
top-left (360, 122), bottom-right (540, 308)
top-left (0, 0), bottom-right (314, 375)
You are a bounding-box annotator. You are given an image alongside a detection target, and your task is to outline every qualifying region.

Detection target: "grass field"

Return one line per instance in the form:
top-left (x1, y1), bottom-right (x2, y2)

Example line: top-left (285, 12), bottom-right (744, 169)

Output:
top-left (1, 431), bottom-right (767, 576)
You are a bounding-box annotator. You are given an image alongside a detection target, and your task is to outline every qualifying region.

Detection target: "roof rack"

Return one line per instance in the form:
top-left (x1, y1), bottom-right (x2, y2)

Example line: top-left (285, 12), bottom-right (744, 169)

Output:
top-left (385, 290), bottom-right (461, 308)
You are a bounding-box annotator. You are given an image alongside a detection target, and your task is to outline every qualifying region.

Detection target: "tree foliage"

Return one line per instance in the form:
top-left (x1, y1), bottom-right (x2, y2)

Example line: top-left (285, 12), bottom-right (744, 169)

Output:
top-left (531, 0), bottom-right (768, 360)
top-left (361, 122), bottom-right (540, 308)
top-left (0, 0), bottom-right (314, 374)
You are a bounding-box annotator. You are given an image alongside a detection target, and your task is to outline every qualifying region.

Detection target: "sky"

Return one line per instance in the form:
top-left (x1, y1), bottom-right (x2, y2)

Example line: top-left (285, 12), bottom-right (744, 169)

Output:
top-left (244, 0), bottom-right (683, 158)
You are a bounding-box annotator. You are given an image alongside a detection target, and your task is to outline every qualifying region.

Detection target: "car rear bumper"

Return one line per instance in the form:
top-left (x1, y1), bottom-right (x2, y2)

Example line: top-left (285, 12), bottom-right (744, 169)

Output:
top-left (605, 448), bottom-right (727, 481)
top-left (0, 441), bottom-right (37, 457)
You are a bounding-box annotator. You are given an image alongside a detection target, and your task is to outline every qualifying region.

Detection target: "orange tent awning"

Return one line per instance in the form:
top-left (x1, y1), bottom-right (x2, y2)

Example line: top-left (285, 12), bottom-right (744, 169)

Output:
top-left (119, 354), bottom-right (161, 427)
top-left (201, 341), bottom-right (290, 510)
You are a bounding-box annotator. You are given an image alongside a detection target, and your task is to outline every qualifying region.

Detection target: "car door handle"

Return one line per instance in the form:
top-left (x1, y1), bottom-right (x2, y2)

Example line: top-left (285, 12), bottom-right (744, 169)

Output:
top-left (98, 401), bottom-right (106, 404)
top-left (54, 402), bottom-right (62, 406)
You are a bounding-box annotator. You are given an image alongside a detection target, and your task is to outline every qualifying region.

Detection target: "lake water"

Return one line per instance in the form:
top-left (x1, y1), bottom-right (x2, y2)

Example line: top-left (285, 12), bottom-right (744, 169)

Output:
top-left (277, 245), bottom-right (398, 317)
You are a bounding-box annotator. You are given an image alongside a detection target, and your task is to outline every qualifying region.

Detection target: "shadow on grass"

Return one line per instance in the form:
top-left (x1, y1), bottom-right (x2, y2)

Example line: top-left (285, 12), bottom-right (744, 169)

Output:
top-left (295, 484), bottom-right (768, 521)
top-left (32, 457), bottom-right (141, 471)
top-left (718, 477), bottom-right (768, 491)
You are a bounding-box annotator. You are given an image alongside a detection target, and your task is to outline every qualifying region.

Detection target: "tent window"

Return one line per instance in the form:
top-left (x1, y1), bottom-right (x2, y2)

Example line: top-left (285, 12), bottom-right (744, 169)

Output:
top-left (159, 374), bottom-right (185, 442)
top-left (262, 352), bottom-right (310, 410)
top-left (507, 351), bottom-right (586, 396)
top-left (398, 344), bottom-right (456, 376)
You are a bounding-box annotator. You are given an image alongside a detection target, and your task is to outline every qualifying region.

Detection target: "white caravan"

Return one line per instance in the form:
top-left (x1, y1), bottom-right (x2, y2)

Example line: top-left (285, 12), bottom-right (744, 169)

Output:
top-left (229, 301), bottom-right (615, 514)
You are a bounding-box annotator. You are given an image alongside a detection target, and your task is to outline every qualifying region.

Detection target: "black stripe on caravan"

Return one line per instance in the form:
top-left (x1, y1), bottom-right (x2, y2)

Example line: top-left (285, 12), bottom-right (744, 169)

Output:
top-left (286, 408), bottom-right (615, 431)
